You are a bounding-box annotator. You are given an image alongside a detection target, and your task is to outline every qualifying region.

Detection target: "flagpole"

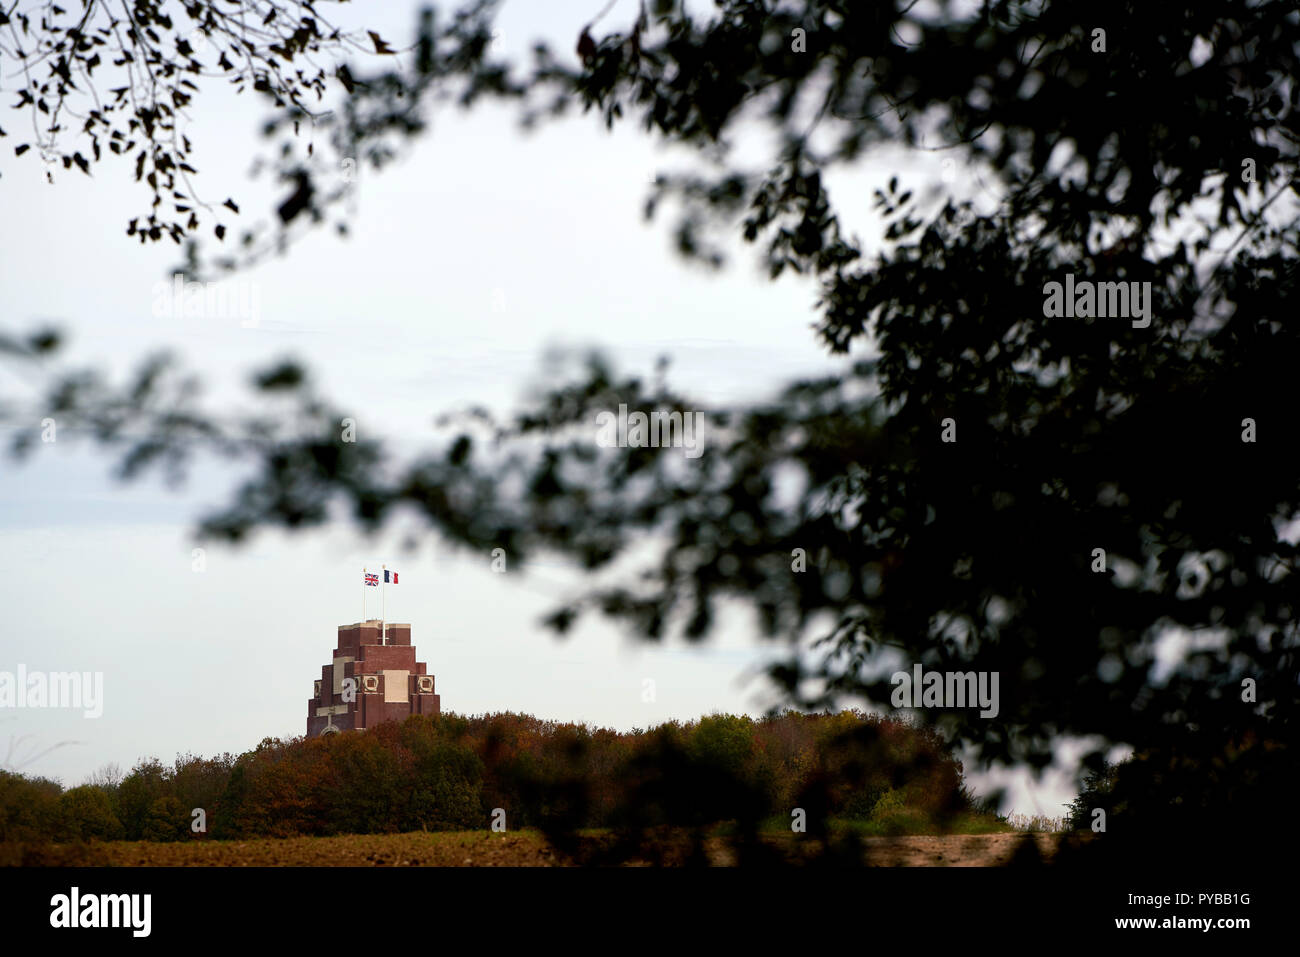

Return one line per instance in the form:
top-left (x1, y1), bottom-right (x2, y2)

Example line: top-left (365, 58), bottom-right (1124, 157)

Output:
top-left (362, 566), bottom-right (367, 623)
top-left (381, 564), bottom-right (387, 645)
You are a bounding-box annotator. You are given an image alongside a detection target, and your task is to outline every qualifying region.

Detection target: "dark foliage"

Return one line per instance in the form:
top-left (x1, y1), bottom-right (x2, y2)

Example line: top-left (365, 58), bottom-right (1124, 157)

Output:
top-left (0, 710), bottom-right (971, 857)
top-left (3, 1), bottom-right (1299, 857)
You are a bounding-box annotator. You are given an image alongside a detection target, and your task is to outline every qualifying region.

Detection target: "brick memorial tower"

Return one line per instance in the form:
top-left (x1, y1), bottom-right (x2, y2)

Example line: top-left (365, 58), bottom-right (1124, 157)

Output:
top-left (307, 619), bottom-right (440, 736)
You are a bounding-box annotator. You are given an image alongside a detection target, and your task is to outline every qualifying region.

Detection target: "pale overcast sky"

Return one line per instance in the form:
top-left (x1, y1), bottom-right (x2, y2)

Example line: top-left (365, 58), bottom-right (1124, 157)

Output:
top-left (0, 0), bottom-right (1085, 819)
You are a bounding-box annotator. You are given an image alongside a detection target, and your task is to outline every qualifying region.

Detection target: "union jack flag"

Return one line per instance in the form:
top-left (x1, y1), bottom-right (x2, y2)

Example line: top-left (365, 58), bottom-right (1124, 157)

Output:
top-left (364, 572), bottom-right (379, 587)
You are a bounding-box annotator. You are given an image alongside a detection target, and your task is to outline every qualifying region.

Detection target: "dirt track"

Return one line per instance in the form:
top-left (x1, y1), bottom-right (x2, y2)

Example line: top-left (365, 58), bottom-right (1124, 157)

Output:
top-left (6, 829), bottom-right (1086, 866)
top-left (861, 832), bottom-right (1069, 866)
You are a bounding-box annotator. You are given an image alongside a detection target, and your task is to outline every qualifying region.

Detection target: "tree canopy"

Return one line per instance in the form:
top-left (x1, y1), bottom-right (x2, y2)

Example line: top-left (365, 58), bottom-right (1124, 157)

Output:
top-left (4, 0), bottom-right (1299, 844)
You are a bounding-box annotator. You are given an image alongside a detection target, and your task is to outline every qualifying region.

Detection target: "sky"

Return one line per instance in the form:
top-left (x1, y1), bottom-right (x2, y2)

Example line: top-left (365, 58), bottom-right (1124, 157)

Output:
top-left (0, 0), bottom-right (1087, 819)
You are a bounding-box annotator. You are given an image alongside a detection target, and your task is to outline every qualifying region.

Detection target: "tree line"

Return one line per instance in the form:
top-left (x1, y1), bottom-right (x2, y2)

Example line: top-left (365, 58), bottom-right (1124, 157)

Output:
top-left (1, 710), bottom-right (982, 851)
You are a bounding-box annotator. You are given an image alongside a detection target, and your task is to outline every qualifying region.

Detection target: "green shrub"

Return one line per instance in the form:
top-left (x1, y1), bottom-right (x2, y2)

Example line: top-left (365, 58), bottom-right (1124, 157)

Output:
top-left (1066, 760), bottom-right (1121, 831)
top-left (0, 770), bottom-right (62, 843)
top-left (871, 787), bottom-right (908, 819)
top-left (841, 784), bottom-right (888, 820)
top-left (403, 726), bottom-right (484, 830)
top-left (58, 786), bottom-right (124, 841)
top-left (118, 759), bottom-right (170, 840)
top-left (141, 795), bottom-right (189, 842)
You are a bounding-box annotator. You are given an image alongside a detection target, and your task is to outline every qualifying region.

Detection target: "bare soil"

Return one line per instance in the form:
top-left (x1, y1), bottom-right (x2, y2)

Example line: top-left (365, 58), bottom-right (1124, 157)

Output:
top-left (6, 829), bottom-right (1090, 866)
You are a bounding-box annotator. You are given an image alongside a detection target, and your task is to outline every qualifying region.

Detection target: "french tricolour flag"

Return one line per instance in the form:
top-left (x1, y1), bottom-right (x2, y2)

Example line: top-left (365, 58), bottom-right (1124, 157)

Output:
top-left (384, 569), bottom-right (399, 584)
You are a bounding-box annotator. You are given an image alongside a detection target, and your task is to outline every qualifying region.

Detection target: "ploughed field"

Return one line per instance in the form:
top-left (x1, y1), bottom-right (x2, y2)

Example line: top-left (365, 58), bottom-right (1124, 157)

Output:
top-left (6, 829), bottom-right (1086, 866)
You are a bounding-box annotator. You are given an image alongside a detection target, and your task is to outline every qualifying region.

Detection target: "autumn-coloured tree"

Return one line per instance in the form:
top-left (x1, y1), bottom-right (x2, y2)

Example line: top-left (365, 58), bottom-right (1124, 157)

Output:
top-left (5, 0), bottom-right (1299, 860)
